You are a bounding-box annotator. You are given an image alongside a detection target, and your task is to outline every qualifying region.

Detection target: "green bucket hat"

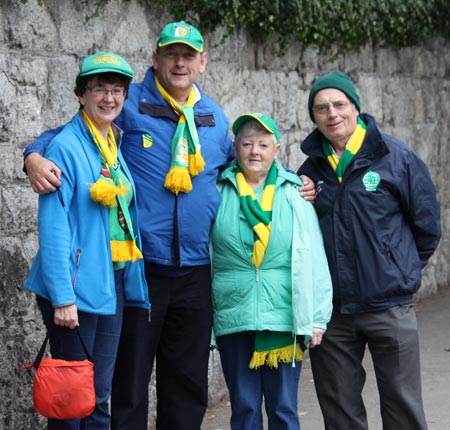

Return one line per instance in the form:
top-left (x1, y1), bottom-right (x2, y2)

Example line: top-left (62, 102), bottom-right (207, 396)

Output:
top-left (157, 21), bottom-right (204, 52)
top-left (76, 52), bottom-right (134, 82)
top-left (232, 113), bottom-right (281, 143)
top-left (308, 71), bottom-right (361, 122)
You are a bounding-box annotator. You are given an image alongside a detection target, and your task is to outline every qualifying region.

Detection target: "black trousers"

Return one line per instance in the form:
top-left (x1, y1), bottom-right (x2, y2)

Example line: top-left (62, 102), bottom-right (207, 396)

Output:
top-left (111, 264), bottom-right (212, 430)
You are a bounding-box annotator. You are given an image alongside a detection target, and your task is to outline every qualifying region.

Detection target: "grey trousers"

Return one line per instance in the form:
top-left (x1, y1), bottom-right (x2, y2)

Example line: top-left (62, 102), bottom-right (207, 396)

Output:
top-left (309, 304), bottom-right (428, 430)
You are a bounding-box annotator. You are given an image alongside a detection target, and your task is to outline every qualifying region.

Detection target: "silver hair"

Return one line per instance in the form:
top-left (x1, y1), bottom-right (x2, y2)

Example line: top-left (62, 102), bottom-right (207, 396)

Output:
top-left (234, 120), bottom-right (278, 146)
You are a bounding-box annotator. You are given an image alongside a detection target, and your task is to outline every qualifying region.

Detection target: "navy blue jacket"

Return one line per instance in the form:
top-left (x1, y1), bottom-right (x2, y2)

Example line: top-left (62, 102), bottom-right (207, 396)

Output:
top-left (298, 113), bottom-right (441, 314)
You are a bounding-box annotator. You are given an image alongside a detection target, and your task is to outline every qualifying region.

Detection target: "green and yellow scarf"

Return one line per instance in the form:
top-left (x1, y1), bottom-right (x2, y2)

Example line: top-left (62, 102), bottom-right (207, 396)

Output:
top-left (81, 109), bottom-right (143, 262)
top-left (155, 75), bottom-right (205, 195)
top-left (322, 116), bottom-right (367, 182)
top-left (235, 162), bottom-right (303, 368)
top-left (235, 162), bottom-right (276, 268)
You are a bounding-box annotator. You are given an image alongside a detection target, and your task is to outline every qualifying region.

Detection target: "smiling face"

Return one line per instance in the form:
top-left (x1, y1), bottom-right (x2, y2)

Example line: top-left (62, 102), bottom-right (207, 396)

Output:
top-left (152, 44), bottom-right (207, 104)
top-left (312, 88), bottom-right (359, 154)
top-left (234, 121), bottom-right (280, 188)
top-left (77, 75), bottom-right (126, 133)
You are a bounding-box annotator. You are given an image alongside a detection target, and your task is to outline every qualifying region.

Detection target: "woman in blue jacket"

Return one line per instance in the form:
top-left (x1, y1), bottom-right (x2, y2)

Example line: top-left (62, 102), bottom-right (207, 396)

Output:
top-left (25, 52), bottom-right (149, 430)
top-left (211, 113), bottom-right (332, 430)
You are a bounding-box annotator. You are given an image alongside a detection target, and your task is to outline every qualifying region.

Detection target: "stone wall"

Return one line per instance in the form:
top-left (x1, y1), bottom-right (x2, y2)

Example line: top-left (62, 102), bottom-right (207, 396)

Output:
top-left (1, 1), bottom-right (449, 428)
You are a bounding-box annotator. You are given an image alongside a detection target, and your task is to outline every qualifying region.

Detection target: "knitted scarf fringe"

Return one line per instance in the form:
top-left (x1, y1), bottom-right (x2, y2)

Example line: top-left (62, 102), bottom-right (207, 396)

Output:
top-left (164, 166), bottom-right (193, 194)
top-left (110, 240), bottom-right (143, 262)
top-left (90, 178), bottom-right (130, 208)
top-left (249, 344), bottom-right (303, 369)
top-left (188, 151), bottom-right (206, 176)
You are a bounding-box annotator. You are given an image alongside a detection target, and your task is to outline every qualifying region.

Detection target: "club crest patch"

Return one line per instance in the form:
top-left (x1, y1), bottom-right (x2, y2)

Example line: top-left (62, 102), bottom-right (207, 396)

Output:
top-left (142, 133), bottom-right (153, 148)
top-left (362, 170), bottom-right (381, 192)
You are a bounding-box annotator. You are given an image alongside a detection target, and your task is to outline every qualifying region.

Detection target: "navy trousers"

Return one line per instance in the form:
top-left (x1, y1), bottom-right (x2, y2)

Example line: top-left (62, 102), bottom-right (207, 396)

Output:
top-left (111, 264), bottom-right (213, 430)
top-left (37, 268), bottom-right (124, 430)
top-left (217, 331), bottom-right (302, 430)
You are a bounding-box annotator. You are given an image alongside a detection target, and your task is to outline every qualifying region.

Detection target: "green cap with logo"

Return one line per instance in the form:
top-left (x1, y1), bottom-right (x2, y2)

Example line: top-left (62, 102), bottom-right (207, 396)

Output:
top-left (157, 21), bottom-right (204, 52)
top-left (76, 51), bottom-right (134, 82)
top-left (232, 113), bottom-right (281, 143)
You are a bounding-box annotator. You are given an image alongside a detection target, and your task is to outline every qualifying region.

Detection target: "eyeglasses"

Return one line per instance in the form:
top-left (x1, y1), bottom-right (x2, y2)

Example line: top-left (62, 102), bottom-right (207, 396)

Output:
top-left (86, 87), bottom-right (126, 98)
top-left (312, 101), bottom-right (350, 115)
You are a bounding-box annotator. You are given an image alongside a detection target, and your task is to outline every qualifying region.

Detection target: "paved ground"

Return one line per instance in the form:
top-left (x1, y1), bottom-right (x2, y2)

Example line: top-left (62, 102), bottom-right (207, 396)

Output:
top-left (202, 289), bottom-right (450, 430)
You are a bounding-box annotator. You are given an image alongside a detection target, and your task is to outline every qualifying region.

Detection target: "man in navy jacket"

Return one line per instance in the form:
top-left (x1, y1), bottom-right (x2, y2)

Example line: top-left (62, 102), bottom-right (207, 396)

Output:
top-left (298, 71), bottom-right (441, 430)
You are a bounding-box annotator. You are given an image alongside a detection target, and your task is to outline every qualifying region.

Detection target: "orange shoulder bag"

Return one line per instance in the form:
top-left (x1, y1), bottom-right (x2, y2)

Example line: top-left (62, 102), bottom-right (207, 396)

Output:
top-left (21, 327), bottom-right (95, 419)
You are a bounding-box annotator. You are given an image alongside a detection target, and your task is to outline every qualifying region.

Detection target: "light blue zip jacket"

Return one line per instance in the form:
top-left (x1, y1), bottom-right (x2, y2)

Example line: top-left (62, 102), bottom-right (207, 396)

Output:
top-left (25, 113), bottom-right (150, 314)
top-left (211, 161), bottom-right (333, 344)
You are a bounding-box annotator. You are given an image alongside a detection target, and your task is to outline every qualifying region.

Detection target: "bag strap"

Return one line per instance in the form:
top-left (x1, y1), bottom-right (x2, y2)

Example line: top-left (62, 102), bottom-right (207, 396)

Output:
top-left (33, 327), bottom-right (93, 369)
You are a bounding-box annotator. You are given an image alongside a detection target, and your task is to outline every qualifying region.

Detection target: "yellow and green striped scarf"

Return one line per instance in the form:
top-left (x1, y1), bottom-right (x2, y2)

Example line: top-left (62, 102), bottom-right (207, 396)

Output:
top-left (235, 162), bottom-right (302, 368)
top-left (322, 116), bottom-right (367, 182)
top-left (235, 162), bottom-right (276, 268)
top-left (81, 109), bottom-right (143, 262)
top-left (155, 75), bottom-right (205, 195)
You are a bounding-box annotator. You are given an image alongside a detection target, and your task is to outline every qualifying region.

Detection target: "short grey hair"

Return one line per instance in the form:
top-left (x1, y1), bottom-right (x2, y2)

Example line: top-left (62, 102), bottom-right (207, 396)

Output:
top-left (234, 119), bottom-right (278, 146)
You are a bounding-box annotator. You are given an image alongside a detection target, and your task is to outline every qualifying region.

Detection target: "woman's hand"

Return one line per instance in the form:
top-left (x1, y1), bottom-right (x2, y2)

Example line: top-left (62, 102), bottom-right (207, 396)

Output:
top-left (54, 304), bottom-right (79, 329)
top-left (299, 175), bottom-right (317, 203)
top-left (310, 327), bottom-right (326, 348)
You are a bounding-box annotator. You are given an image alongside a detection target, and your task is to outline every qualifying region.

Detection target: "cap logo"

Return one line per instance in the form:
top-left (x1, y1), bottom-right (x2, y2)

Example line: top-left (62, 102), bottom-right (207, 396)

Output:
top-left (174, 25), bottom-right (191, 39)
top-left (93, 54), bottom-right (121, 66)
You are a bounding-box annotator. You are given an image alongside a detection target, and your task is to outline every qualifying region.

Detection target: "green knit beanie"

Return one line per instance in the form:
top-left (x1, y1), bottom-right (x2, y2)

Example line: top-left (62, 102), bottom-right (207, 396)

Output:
top-left (308, 71), bottom-right (361, 122)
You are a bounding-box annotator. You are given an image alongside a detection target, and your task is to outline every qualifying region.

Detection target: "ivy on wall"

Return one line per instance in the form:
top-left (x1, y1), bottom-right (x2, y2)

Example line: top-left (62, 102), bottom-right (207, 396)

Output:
top-left (21, 0), bottom-right (450, 57)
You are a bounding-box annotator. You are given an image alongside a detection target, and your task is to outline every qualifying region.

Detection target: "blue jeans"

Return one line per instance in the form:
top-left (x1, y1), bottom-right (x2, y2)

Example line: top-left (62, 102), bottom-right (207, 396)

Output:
top-left (37, 268), bottom-right (125, 430)
top-left (217, 331), bottom-right (302, 430)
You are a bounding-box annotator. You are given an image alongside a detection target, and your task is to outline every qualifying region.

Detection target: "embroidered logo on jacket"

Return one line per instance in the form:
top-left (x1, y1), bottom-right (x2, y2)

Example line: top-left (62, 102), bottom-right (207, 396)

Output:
top-left (142, 133), bottom-right (153, 148)
top-left (362, 170), bottom-right (381, 192)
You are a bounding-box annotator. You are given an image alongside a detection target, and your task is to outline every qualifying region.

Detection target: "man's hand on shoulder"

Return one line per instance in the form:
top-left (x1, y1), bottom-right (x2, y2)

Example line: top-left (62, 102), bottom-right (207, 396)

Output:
top-left (25, 153), bottom-right (62, 194)
top-left (299, 175), bottom-right (317, 203)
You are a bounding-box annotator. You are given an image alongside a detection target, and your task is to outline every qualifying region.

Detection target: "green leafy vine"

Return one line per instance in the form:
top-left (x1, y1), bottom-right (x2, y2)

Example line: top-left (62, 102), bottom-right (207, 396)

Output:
top-left (20, 0), bottom-right (450, 58)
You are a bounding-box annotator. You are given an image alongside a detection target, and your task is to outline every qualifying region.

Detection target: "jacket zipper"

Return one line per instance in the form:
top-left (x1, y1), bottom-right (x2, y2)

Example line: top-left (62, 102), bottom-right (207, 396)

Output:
top-left (173, 194), bottom-right (181, 268)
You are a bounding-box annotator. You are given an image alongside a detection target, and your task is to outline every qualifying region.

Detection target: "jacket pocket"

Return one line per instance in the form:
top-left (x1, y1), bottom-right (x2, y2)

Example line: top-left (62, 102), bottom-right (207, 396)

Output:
top-left (383, 242), bottom-right (412, 294)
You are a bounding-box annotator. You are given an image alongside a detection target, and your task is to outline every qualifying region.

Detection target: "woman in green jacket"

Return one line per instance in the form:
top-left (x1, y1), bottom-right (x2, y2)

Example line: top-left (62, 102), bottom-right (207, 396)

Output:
top-left (211, 113), bottom-right (332, 430)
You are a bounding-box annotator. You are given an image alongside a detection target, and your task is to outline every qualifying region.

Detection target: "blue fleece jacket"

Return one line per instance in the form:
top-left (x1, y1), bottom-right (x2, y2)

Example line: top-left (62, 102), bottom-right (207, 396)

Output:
top-left (25, 113), bottom-right (149, 314)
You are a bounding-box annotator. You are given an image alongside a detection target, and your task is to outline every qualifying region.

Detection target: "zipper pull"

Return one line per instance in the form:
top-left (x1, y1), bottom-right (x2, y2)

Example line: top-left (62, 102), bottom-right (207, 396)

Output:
top-left (255, 268), bottom-right (259, 282)
top-left (72, 248), bottom-right (82, 288)
top-left (385, 244), bottom-right (391, 261)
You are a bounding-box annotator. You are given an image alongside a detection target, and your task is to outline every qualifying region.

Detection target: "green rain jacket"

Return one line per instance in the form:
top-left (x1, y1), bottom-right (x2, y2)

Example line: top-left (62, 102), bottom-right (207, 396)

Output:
top-left (211, 161), bottom-right (333, 345)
